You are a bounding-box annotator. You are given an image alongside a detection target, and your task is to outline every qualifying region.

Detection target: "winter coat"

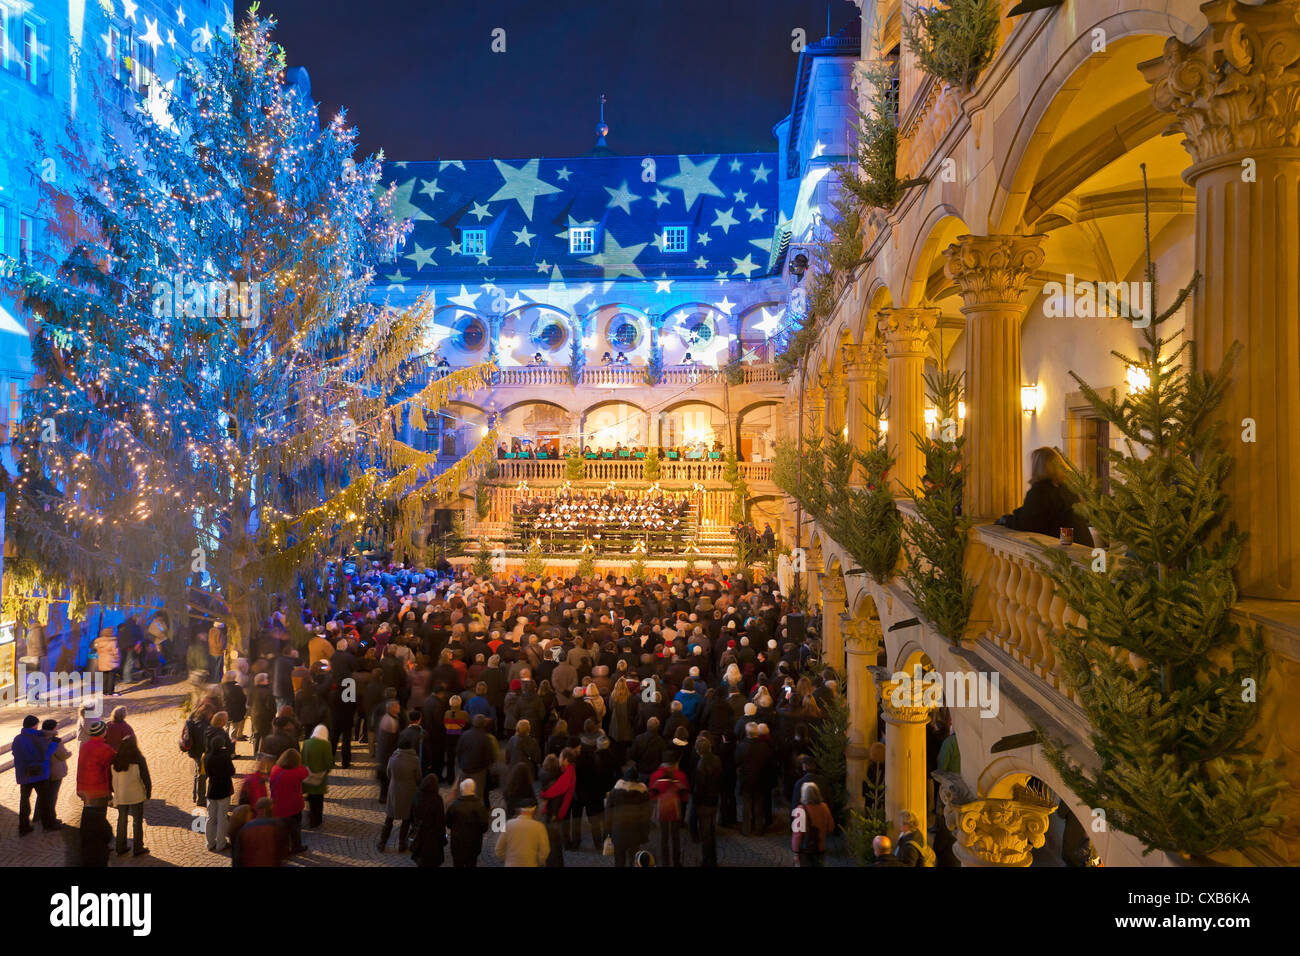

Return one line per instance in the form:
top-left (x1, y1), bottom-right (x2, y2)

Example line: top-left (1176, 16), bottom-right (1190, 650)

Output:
top-left (205, 729), bottom-right (237, 800)
top-left (692, 753), bottom-right (723, 807)
top-left (111, 761), bottom-right (150, 806)
top-left (75, 736), bottom-right (115, 801)
top-left (269, 764), bottom-right (309, 818)
top-left (446, 795), bottom-right (490, 863)
top-left (793, 800), bottom-right (834, 855)
top-left (248, 685), bottom-right (276, 735)
top-left (11, 727), bottom-right (54, 784)
top-left (648, 765), bottom-right (689, 823)
top-left (494, 813), bottom-right (550, 867)
top-left (93, 635), bottom-right (120, 672)
top-left (505, 732), bottom-right (541, 775)
top-left (409, 778), bottom-right (447, 867)
top-left (301, 736), bottom-right (334, 796)
top-left (222, 683), bottom-right (248, 723)
top-left (385, 748), bottom-right (422, 819)
top-left (540, 763), bottom-right (577, 821)
top-left (604, 778), bottom-right (651, 847)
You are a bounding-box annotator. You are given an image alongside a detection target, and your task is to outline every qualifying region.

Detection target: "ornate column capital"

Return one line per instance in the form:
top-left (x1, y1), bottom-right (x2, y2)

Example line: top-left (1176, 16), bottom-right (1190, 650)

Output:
top-left (878, 673), bottom-right (935, 724)
top-left (942, 234), bottom-right (1047, 310)
top-left (841, 340), bottom-right (886, 379)
top-left (819, 572), bottom-right (847, 606)
top-left (932, 772), bottom-right (1058, 867)
top-left (876, 307), bottom-right (939, 358)
top-left (843, 616), bottom-right (882, 657)
top-left (1140, 0), bottom-right (1300, 166)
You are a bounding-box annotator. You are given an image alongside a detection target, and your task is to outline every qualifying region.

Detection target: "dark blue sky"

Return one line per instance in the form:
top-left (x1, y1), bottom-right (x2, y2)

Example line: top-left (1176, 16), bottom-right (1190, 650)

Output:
top-left (239, 0), bottom-right (860, 162)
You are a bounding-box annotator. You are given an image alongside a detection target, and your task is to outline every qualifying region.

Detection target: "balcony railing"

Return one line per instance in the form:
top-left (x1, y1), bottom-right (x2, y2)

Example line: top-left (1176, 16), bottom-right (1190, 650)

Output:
top-left (490, 458), bottom-right (774, 485)
top-left (412, 363), bottom-right (781, 390)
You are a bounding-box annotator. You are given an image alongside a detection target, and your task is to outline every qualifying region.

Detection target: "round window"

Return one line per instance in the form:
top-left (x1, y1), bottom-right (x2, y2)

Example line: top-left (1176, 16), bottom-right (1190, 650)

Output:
top-left (531, 313), bottom-right (568, 351)
top-left (683, 314), bottom-right (714, 346)
top-left (608, 314), bottom-right (642, 351)
top-left (454, 316), bottom-right (487, 351)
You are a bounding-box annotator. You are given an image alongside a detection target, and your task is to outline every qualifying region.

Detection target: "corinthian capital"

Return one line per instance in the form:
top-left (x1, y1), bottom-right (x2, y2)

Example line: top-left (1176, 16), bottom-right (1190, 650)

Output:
top-left (841, 340), bottom-right (886, 378)
top-left (933, 772), bottom-right (1057, 867)
top-left (876, 307), bottom-right (939, 358)
top-left (843, 616), bottom-right (882, 657)
top-left (1139, 0), bottom-right (1300, 165)
top-left (942, 234), bottom-right (1047, 309)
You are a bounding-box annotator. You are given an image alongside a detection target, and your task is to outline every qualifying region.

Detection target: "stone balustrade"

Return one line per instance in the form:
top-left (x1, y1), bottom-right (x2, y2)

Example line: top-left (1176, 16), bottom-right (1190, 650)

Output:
top-left (491, 457), bottom-right (773, 485)
top-left (431, 363), bottom-right (781, 389)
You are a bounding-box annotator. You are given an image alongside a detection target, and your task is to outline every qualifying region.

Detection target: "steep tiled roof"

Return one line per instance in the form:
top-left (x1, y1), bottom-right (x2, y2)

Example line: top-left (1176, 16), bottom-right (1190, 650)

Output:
top-left (375, 152), bottom-right (782, 286)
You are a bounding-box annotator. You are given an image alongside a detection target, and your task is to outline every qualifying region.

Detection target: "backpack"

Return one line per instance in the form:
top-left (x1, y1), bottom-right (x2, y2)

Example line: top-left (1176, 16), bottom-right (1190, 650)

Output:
top-left (180, 718), bottom-right (195, 754)
top-left (918, 843), bottom-right (937, 867)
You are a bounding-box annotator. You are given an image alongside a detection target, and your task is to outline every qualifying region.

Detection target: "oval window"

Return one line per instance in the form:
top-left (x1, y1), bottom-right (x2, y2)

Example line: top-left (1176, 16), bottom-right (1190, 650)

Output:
top-left (608, 314), bottom-right (642, 351)
top-left (531, 313), bottom-right (568, 351)
top-left (455, 316), bottom-right (487, 351)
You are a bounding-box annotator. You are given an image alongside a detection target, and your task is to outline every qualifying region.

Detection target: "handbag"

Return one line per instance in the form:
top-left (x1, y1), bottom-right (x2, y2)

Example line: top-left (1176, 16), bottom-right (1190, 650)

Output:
top-left (304, 770), bottom-right (326, 787)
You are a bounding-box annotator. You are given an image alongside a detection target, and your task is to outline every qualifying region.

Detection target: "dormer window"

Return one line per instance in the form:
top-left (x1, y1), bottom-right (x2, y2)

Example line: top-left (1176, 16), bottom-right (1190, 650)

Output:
top-left (462, 229), bottom-right (487, 256)
top-left (663, 225), bottom-right (688, 253)
top-left (569, 227), bottom-right (595, 255)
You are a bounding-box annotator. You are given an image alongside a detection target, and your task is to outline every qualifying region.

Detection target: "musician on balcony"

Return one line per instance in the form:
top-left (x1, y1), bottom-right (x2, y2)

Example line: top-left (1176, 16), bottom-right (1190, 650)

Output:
top-left (601, 351), bottom-right (614, 365)
top-left (615, 351), bottom-right (629, 365)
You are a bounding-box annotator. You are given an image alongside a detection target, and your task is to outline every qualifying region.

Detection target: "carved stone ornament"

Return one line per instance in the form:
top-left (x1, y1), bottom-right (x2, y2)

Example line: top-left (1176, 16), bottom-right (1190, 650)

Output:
top-left (876, 307), bottom-right (939, 357)
top-left (942, 234), bottom-right (1048, 309)
top-left (1139, 0), bottom-right (1300, 165)
top-left (933, 771), bottom-right (1058, 867)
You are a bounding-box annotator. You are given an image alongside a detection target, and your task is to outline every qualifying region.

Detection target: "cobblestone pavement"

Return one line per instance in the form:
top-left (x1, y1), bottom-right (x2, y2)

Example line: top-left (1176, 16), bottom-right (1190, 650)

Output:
top-left (1, 678), bottom-right (850, 867)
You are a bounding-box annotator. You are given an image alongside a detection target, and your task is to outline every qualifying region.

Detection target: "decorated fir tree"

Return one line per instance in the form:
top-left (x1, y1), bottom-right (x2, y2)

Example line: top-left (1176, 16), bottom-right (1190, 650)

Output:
top-left (641, 447), bottom-right (661, 482)
top-left (1037, 178), bottom-right (1282, 858)
top-left (900, 369), bottom-right (973, 643)
top-left (522, 539), bottom-right (547, 579)
top-left (471, 538), bottom-right (493, 580)
top-left (2, 11), bottom-right (496, 650)
top-left (564, 448), bottom-right (586, 481)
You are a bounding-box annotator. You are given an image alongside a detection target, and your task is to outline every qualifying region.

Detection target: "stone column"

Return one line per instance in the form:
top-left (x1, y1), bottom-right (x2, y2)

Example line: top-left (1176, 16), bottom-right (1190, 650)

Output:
top-left (825, 379), bottom-right (848, 438)
top-left (806, 386), bottom-right (827, 442)
top-left (843, 340), bottom-right (886, 484)
top-left (932, 772), bottom-right (1057, 867)
top-left (819, 572), bottom-right (847, 672)
top-left (879, 673), bottom-right (934, 836)
top-left (1141, 0), bottom-right (1300, 600)
top-left (877, 307), bottom-right (939, 494)
top-left (943, 234), bottom-right (1046, 520)
top-left (844, 615), bottom-right (882, 810)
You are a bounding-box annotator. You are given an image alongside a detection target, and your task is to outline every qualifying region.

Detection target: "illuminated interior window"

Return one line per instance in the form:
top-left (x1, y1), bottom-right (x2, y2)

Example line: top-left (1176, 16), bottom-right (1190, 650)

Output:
top-left (23, 19), bottom-right (44, 87)
top-left (133, 35), bottom-right (155, 93)
top-left (462, 229), bottom-right (486, 256)
top-left (663, 225), bottom-right (688, 252)
top-left (18, 214), bottom-right (33, 265)
top-left (569, 227), bottom-right (595, 255)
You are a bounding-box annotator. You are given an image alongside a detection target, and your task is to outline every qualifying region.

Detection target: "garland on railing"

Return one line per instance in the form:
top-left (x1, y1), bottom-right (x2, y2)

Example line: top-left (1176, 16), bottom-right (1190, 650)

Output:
top-left (1035, 180), bottom-right (1281, 857)
top-left (902, 0), bottom-right (1001, 92)
top-left (900, 369), bottom-right (973, 643)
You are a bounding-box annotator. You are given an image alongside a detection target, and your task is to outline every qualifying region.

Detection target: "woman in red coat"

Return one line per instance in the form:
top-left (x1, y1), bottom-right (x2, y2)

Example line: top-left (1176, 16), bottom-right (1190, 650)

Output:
top-left (269, 749), bottom-right (309, 854)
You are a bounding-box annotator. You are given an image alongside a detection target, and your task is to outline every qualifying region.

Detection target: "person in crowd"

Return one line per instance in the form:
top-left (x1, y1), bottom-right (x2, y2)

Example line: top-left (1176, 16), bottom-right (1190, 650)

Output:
top-left (110, 734), bottom-right (152, 857)
top-left (248, 672), bottom-right (276, 760)
top-left (495, 798), bottom-right (550, 867)
top-left (540, 750), bottom-right (576, 867)
top-left (43, 719), bottom-right (70, 828)
top-left (232, 797), bottom-right (291, 867)
top-left (104, 706), bottom-right (134, 751)
top-left (221, 671), bottom-right (249, 742)
top-left (649, 749), bottom-right (689, 867)
top-left (692, 734), bottom-right (722, 866)
top-left (895, 809), bottom-right (932, 866)
top-left (409, 773), bottom-right (447, 867)
top-left (446, 777), bottom-right (490, 867)
top-left (378, 737), bottom-right (422, 853)
top-left (301, 724), bottom-right (334, 830)
top-left (93, 628), bottom-right (120, 698)
top-left (996, 445), bottom-right (1093, 546)
top-left (792, 781), bottom-right (833, 867)
top-left (270, 748), bottom-right (310, 854)
top-left (13, 714), bottom-right (59, 837)
top-left (205, 711), bottom-right (237, 853)
top-left (869, 833), bottom-right (904, 866)
top-left (605, 765), bottom-right (652, 867)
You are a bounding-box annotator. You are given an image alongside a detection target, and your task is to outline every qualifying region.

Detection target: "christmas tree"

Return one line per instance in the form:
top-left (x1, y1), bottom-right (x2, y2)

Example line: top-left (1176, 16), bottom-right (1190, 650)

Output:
top-left (900, 369), bottom-right (973, 643)
top-left (2, 11), bottom-right (496, 651)
top-left (1038, 172), bottom-right (1282, 857)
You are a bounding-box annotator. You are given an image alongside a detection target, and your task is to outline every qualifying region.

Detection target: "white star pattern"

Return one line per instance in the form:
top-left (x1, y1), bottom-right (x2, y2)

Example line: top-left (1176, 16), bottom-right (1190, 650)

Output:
top-left (694, 256), bottom-right (709, 269)
top-left (582, 233), bottom-right (648, 282)
top-left (655, 275), bottom-right (674, 294)
top-left (729, 158), bottom-right (743, 172)
top-left (468, 201), bottom-right (492, 221)
top-left (166, 28), bottom-right (177, 50)
top-left (195, 24), bottom-right (213, 50)
top-left (449, 285), bottom-right (482, 309)
top-left (604, 180), bottom-right (640, 215)
top-left (731, 254), bottom-right (760, 278)
top-left (733, 188), bottom-right (748, 203)
top-left (513, 226), bottom-right (536, 246)
top-left (418, 179), bottom-right (443, 200)
top-left (488, 158), bottom-right (561, 220)
top-left (176, 5), bottom-right (187, 27)
top-left (445, 240), bottom-right (462, 256)
top-left (715, 297), bottom-right (736, 314)
top-left (141, 17), bottom-right (163, 54)
top-left (651, 189), bottom-right (670, 208)
top-left (404, 243), bottom-right (437, 270)
top-left (746, 202), bottom-right (767, 221)
top-left (123, 0), bottom-right (139, 23)
top-left (555, 166), bottom-right (573, 181)
top-left (536, 260), bottom-right (550, 273)
top-left (751, 162), bottom-right (771, 183)
top-left (390, 179), bottom-right (433, 222)
top-left (661, 155), bottom-right (725, 212)
top-left (711, 206), bottom-right (739, 235)
top-left (440, 160), bottom-right (466, 171)
top-left (716, 270), bottom-right (730, 284)
top-left (696, 232), bottom-right (712, 246)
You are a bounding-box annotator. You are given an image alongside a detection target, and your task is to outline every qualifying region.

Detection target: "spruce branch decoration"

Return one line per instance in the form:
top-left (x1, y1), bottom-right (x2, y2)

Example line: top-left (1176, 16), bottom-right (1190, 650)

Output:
top-left (1035, 166), bottom-right (1283, 858)
top-left (900, 368), bottom-right (973, 643)
top-left (902, 0), bottom-right (1001, 92)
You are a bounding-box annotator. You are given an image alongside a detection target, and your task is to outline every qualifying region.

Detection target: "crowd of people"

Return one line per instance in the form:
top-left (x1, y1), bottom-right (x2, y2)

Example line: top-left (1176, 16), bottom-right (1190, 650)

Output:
top-left (10, 558), bottom-right (952, 868)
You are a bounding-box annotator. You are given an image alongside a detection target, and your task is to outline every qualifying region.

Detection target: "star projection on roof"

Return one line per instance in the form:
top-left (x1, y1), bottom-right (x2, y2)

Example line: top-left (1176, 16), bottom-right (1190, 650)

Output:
top-left (661, 155), bottom-right (725, 212)
top-left (488, 158), bottom-right (562, 220)
top-left (582, 233), bottom-right (648, 284)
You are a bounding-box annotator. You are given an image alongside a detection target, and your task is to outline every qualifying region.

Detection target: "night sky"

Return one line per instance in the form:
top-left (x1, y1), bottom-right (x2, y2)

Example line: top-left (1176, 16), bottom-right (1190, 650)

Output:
top-left (237, 0), bottom-right (861, 162)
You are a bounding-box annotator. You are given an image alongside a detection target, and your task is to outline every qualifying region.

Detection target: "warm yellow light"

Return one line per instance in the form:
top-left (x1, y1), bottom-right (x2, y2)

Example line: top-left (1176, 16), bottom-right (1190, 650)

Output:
top-left (1126, 364), bottom-right (1151, 393)
top-left (878, 417), bottom-right (889, 434)
top-left (1021, 384), bottom-right (1042, 415)
top-left (958, 401), bottom-right (966, 420)
top-left (923, 408), bottom-right (938, 428)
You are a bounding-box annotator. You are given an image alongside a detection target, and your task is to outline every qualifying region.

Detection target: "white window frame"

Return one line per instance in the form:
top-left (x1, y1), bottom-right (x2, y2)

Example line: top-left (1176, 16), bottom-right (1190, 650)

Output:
top-left (461, 229), bottom-right (487, 256)
top-left (22, 17), bottom-right (40, 86)
top-left (569, 227), bottom-right (595, 255)
top-left (663, 225), bottom-right (688, 253)
top-left (18, 213), bottom-right (33, 264)
top-left (0, 6), bottom-right (8, 72)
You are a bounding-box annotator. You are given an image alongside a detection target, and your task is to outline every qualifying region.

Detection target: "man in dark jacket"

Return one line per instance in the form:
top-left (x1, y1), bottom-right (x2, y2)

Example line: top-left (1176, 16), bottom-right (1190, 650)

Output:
top-left (505, 720), bottom-right (542, 776)
top-left (445, 778), bottom-right (491, 867)
top-left (409, 773), bottom-right (447, 867)
top-left (205, 712), bottom-right (237, 853)
top-left (327, 641), bottom-right (359, 768)
top-left (604, 766), bottom-right (651, 867)
top-left (12, 715), bottom-right (58, 835)
top-left (691, 735), bottom-right (723, 866)
top-left (630, 718), bottom-right (666, 777)
top-left (735, 722), bottom-right (771, 836)
top-left (259, 716), bottom-right (298, 765)
top-left (421, 687), bottom-right (449, 778)
top-left (456, 714), bottom-right (498, 798)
